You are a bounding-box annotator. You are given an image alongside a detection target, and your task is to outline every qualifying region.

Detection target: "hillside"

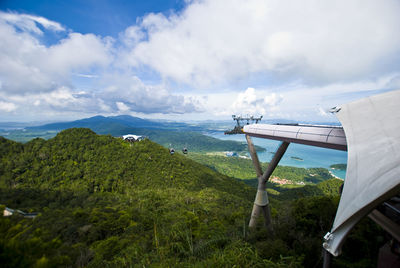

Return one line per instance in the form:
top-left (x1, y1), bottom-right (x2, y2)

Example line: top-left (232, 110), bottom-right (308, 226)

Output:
top-left (0, 129), bottom-right (259, 266)
top-left (187, 152), bottom-right (343, 203)
top-left (0, 128), bottom-right (253, 195)
top-left (0, 130), bottom-right (382, 267)
top-left (188, 152), bottom-right (333, 183)
top-left (145, 130), bottom-right (257, 153)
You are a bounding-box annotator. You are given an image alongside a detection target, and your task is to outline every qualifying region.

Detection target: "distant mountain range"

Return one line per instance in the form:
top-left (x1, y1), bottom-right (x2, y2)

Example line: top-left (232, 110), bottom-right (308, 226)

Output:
top-left (25, 115), bottom-right (209, 139)
top-left (2, 115), bottom-right (340, 133)
top-left (1, 115), bottom-right (338, 151)
top-left (1, 115), bottom-right (263, 152)
top-left (28, 115), bottom-right (194, 132)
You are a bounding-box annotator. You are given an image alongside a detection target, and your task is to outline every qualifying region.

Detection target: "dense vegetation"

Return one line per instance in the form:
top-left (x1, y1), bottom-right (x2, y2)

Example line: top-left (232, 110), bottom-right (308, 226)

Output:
top-left (144, 130), bottom-right (262, 153)
top-left (188, 152), bottom-right (333, 183)
top-left (0, 129), bottom-right (384, 267)
top-left (330, 163), bottom-right (347, 170)
top-left (187, 152), bottom-right (343, 201)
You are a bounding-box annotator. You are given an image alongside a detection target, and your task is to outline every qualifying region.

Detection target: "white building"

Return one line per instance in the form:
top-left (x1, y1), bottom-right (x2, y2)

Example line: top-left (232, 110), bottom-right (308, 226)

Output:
top-left (122, 134), bottom-right (144, 142)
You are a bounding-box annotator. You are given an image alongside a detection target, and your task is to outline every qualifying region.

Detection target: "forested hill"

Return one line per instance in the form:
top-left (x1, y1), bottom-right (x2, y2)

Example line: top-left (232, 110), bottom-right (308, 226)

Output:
top-left (0, 128), bottom-right (264, 267)
top-left (0, 129), bottom-right (383, 267)
top-left (0, 128), bottom-right (252, 197)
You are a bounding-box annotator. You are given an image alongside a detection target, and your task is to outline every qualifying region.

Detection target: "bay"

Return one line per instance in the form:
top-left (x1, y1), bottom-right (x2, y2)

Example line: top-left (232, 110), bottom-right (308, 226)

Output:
top-left (205, 131), bottom-right (347, 179)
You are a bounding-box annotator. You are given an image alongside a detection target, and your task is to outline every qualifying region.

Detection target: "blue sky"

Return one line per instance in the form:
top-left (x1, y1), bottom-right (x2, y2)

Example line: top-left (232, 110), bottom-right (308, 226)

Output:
top-left (0, 0), bottom-right (186, 37)
top-left (1, 0), bottom-right (400, 122)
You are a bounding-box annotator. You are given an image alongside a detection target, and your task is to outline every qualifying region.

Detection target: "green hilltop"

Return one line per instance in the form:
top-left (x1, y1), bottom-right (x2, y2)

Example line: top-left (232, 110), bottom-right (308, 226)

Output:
top-left (0, 128), bottom-right (252, 195)
top-left (0, 129), bottom-right (383, 267)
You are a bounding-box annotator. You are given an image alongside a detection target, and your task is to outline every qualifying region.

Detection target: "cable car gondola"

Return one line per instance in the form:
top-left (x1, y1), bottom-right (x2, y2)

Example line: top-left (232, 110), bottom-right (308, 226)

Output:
top-left (169, 144), bottom-right (175, 155)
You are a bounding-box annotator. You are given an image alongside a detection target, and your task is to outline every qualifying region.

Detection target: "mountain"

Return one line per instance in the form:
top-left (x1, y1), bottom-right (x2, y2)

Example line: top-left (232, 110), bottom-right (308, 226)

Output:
top-left (27, 115), bottom-right (203, 132)
top-left (28, 115), bottom-right (168, 131)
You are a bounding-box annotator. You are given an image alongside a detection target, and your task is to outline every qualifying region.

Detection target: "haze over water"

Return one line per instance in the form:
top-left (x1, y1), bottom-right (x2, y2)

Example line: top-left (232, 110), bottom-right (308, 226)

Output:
top-left (206, 131), bottom-right (347, 179)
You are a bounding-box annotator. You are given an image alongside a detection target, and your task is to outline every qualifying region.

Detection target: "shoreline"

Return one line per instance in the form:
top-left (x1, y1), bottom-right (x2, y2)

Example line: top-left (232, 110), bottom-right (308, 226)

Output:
top-left (329, 170), bottom-right (344, 181)
top-left (203, 131), bottom-right (348, 179)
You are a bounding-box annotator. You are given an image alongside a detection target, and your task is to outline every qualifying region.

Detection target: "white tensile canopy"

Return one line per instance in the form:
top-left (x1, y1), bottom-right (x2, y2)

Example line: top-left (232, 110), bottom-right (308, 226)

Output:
top-left (323, 89), bottom-right (400, 256)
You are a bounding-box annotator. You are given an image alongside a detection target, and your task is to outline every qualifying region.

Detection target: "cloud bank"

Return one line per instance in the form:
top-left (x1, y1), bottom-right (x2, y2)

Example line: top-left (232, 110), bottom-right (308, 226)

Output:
top-left (0, 11), bottom-right (111, 93)
top-left (0, 11), bottom-right (202, 119)
top-left (1, 0), bottom-right (400, 121)
top-left (128, 0), bottom-right (400, 86)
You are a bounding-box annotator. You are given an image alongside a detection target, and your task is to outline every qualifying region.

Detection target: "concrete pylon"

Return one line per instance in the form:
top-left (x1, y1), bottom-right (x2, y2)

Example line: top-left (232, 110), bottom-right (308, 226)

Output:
top-left (246, 135), bottom-right (289, 229)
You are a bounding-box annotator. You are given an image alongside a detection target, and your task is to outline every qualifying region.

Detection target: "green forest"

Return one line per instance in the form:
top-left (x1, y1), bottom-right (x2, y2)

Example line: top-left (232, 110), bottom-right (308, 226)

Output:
top-left (187, 153), bottom-right (333, 183)
top-left (330, 164), bottom-right (347, 170)
top-left (0, 129), bottom-right (384, 267)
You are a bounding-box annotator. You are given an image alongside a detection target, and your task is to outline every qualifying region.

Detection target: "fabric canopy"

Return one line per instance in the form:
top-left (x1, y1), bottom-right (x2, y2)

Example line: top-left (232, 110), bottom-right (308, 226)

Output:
top-left (323, 89), bottom-right (400, 256)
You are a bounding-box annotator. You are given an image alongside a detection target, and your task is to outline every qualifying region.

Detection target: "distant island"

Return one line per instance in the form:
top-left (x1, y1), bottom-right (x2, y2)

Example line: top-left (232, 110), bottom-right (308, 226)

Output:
top-left (291, 156), bottom-right (304, 161)
top-left (330, 163), bottom-right (347, 170)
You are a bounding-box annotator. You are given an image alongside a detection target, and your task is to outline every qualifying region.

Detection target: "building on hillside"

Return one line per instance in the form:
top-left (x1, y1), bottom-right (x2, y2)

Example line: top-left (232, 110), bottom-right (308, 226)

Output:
top-left (122, 134), bottom-right (145, 142)
top-left (3, 207), bottom-right (14, 216)
top-left (226, 152), bottom-right (238, 157)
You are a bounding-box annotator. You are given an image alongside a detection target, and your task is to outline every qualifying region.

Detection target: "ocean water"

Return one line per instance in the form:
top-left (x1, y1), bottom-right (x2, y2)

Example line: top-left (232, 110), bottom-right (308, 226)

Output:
top-left (205, 131), bottom-right (347, 179)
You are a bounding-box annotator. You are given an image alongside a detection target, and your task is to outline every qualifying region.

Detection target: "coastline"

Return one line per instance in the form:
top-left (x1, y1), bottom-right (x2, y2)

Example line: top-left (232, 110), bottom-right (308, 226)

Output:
top-left (204, 131), bottom-right (348, 179)
top-left (329, 170), bottom-right (344, 181)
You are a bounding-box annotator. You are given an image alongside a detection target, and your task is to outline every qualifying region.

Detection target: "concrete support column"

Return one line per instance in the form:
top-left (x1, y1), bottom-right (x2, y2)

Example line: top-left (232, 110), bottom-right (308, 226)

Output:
top-left (246, 135), bottom-right (289, 229)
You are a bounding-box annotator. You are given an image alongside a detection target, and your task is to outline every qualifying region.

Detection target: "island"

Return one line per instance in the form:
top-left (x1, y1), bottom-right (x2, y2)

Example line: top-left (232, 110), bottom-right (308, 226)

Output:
top-left (291, 156), bottom-right (304, 161)
top-left (330, 163), bottom-right (347, 170)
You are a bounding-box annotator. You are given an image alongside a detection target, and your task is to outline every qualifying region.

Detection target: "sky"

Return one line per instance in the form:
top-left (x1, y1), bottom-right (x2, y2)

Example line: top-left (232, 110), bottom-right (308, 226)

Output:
top-left (0, 0), bottom-right (400, 123)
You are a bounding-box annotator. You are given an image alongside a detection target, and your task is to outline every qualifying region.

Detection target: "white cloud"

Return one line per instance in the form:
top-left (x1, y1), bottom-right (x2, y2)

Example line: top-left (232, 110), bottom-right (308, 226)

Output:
top-left (0, 101), bottom-right (17, 112)
top-left (74, 73), bottom-right (99, 78)
top-left (2, 3), bottom-right (400, 122)
top-left (0, 74), bottom-right (203, 120)
top-left (263, 93), bottom-right (283, 110)
top-left (41, 87), bottom-right (76, 107)
top-left (0, 14), bottom-right (111, 93)
top-left (100, 73), bottom-right (203, 114)
top-left (0, 11), bottom-right (65, 34)
top-left (120, 25), bottom-right (146, 46)
top-left (128, 0), bottom-right (400, 86)
top-left (0, 11), bottom-right (203, 119)
top-left (0, 86), bottom-right (113, 121)
top-left (46, 33), bottom-right (112, 73)
top-left (200, 72), bottom-right (400, 121)
top-left (228, 87), bottom-right (283, 116)
top-left (116, 101), bottom-right (130, 112)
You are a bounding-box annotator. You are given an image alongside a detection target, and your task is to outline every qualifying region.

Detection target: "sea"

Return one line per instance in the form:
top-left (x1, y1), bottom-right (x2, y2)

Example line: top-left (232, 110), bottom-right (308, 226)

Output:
top-left (205, 131), bottom-right (347, 179)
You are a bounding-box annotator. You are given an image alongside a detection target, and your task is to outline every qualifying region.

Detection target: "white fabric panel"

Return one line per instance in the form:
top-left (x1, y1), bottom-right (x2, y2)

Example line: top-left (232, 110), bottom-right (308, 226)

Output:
top-left (324, 89), bottom-right (400, 256)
